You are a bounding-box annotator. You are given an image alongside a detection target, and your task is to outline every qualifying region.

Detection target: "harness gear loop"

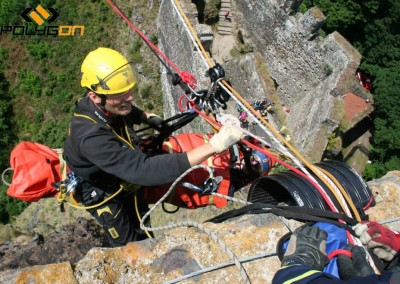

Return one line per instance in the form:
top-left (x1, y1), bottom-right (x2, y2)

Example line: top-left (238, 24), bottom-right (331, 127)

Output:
top-left (54, 148), bottom-right (67, 181)
top-left (56, 184), bottom-right (68, 212)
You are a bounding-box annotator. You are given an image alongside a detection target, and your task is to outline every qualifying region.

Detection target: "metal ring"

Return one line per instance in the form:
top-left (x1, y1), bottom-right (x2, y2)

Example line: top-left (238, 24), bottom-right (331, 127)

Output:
top-left (1, 168), bottom-right (13, 186)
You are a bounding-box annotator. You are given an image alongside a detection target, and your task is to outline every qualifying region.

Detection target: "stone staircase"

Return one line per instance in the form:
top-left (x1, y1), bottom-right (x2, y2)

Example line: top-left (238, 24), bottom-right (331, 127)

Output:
top-left (217, 0), bottom-right (233, 35)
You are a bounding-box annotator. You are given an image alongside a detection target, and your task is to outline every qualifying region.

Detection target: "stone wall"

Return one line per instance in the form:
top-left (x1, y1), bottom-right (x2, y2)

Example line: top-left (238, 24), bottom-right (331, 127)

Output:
top-left (233, 0), bottom-right (365, 160)
top-left (157, 0), bottom-right (213, 134)
top-left (158, 0), bottom-right (369, 160)
top-left (1, 171), bottom-right (399, 283)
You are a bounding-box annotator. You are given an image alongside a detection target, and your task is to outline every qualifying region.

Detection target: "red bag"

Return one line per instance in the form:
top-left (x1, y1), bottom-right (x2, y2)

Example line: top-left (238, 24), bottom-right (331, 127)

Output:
top-left (6, 142), bottom-right (64, 202)
top-left (142, 133), bottom-right (232, 209)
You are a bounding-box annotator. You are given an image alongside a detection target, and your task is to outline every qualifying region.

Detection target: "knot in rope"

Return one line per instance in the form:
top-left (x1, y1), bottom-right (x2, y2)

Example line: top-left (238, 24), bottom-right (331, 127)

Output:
top-left (180, 71), bottom-right (197, 89)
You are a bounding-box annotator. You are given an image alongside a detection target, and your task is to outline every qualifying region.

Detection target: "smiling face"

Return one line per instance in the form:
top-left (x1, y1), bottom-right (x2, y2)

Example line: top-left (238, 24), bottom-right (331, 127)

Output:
top-left (88, 89), bottom-right (134, 116)
top-left (104, 89), bottom-right (134, 116)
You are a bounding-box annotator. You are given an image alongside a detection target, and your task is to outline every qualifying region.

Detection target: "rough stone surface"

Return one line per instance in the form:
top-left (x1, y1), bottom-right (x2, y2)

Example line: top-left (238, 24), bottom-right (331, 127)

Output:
top-left (366, 171), bottom-right (400, 232)
top-left (158, 0), bottom-right (370, 161)
top-left (0, 172), bottom-right (399, 283)
top-left (0, 0), bottom-right (394, 283)
top-left (0, 218), bottom-right (103, 272)
top-left (0, 262), bottom-right (77, 284)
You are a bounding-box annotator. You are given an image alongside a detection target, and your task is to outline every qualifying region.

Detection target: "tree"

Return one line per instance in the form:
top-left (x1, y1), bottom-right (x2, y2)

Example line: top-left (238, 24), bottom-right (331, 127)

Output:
top-left (303, 0), bottom-right (400, 179)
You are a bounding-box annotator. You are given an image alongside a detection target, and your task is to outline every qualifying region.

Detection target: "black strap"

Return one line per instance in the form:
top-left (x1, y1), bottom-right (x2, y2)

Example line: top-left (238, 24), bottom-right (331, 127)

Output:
top-left (240, 145), bottom-right (259, 179)
top-left (205, 203), bottom-right (357, 234)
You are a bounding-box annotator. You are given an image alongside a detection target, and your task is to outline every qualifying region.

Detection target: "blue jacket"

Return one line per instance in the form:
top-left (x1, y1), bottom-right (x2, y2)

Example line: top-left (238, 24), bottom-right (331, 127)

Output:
top-left (272, 265), bottom-right (399, 284)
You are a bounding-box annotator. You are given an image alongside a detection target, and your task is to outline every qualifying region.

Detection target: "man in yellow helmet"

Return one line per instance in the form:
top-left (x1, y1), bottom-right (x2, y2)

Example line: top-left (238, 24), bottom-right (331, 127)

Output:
top-left (63, 47), bottom-right (243, 247)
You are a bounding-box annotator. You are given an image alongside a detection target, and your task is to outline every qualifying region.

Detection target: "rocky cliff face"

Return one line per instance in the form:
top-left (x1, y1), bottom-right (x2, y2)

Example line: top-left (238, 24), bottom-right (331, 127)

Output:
top-left (0, 172), bottom-right (399, 283)
top-left (158, 0), bottom-right (370, 161)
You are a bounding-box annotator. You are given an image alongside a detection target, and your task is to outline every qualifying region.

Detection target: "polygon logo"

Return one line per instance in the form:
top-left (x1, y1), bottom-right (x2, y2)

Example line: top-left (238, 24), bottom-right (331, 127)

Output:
top-left (20, 5), bottom-right (59, 26)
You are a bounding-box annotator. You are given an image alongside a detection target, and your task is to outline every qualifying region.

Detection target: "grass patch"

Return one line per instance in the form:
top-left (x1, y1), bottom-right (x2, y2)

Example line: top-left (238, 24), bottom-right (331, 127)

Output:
top-left (11, 198), bottom-right (91, 236)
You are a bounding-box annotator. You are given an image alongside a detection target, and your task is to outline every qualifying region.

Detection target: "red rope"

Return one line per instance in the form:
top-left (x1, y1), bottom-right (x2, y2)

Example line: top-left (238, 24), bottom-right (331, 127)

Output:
top-left (188, 106), bottom-right (341, 213)
top-left (107, 0), bottom-right (355, 244)
top-left (105, 0), bottom-right (197, 87)
top-left (180, 71), bottom-right (197, 89)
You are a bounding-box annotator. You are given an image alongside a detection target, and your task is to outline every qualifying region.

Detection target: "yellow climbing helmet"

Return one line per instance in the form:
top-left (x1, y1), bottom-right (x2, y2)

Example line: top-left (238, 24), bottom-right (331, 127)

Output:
top-left (80, 47), bottom-right (136, 95)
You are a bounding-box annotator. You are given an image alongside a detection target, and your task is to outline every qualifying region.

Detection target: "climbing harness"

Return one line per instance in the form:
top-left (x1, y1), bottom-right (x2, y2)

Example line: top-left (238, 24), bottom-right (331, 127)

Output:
top-left (102, 0), bottom-right (388, 279)
top-left (1, 1), bottom-right (393, 282)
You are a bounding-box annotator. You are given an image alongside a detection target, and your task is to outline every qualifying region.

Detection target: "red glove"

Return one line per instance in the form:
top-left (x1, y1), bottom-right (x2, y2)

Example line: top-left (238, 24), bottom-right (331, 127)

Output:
top-left (354, 221), bottom-right (400, 261)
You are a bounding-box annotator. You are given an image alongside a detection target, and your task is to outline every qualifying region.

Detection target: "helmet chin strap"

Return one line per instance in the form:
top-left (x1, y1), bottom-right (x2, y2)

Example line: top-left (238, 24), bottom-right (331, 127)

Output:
top-left (100, 94), bottom-right (107, 107)
top-left (93, 92), bottom-right (110, 115)
top-left (98, 95), bottom-right (111, 117)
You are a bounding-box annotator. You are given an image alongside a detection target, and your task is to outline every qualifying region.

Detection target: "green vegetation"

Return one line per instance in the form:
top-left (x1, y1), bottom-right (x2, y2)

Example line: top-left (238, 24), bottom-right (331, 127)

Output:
top-left (303, 0), bottom-right (400, 180)
top-left (0, 0), bottom-right (161, 223)
top-left (0, 0), bottom-right (398, 225)
top-left (0, 46), bottom-right (26, 223)
top-left (192, 0), bottom-right (221, 24)
top-left (204, 0), bottom-right (221, 24)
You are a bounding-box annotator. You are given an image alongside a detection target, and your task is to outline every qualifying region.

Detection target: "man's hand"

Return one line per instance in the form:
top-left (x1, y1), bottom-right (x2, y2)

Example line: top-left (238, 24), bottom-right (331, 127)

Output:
top-left (354, 221), bottom-right (400, 261)
top-left (209, 125), bottom-right (243, 153)
top-left (337, 245), bottom-right (375, 280)
top-left (282, 226), bottom-right (329, 271)
top-left (146, 113), bottom-right (164, 130)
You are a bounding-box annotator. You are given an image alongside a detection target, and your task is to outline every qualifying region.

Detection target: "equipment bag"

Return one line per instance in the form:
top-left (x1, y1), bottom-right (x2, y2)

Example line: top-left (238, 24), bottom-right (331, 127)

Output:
top-left (142, 133), bottom-right (232, 209)
top-left (5, 135), bottom-right (232, 209)
top-left (277, 222), bottom-right (384, 278)
top-left (6, 142), bottom-right (65, 202)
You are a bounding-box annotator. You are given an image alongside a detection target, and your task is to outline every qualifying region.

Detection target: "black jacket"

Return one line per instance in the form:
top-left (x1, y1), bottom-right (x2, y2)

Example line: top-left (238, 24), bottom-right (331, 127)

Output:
top-left (63, 96), bottom-right (191, 200)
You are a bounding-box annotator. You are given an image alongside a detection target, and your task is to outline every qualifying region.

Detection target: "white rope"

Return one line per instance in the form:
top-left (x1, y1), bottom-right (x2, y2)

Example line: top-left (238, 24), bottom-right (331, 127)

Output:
top-left (380, 217), bottom-right (400, 225)
top-left (312, 167), bottom-right (352, 217)
top-left (140, 165), bottom-right (251, 284)
top-left (168, 0), bottom-right (343, 217)
top-left (168, 0), bottom-right (210, 69)
top-left (140, 163), bottom-right (400, 281)
top-left (163, 251), bottom-right (277, 284)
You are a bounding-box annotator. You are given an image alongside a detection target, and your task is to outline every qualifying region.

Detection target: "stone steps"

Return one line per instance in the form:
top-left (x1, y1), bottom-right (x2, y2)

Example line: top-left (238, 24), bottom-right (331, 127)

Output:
top-left (218, 22), bottom-right (232, 30)
top-left (217, 0), bottom-right (232, 35)
top-left (218, 27), bottom-right (232, 34)
top-left (217, 30), bottom-right (232, 36)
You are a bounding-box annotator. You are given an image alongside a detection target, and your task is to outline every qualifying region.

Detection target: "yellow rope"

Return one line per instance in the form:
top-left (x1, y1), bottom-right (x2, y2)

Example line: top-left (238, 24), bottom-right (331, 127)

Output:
top-left (314, 166), bottom-right (361, 221)
top-left (173, 0), bottom-right (359, 219)
top-left (224, 82), bottom-right (358, 219)
top-left (60, 185), bottom-right (125, 210)
top-left (134, 191), bottom-right (153, 239)
top-left (173, 0), bottom-right (214, 68)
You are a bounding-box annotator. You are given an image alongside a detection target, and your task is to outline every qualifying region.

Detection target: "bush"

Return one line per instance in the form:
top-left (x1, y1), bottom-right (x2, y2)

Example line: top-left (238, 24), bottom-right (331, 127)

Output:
top-left (139, 85), bottom-right (151, 100)
top-left (204, 0), bottom-right (221, 24)
top-left (0, 184), bottom-right (28, 224)
top-left (145, 102), bottom-right (154, 110)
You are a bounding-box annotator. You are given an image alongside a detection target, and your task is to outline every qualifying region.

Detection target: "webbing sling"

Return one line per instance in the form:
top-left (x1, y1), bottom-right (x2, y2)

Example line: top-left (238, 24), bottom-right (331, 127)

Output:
top-left (205, 203), bottom-right (358, 235)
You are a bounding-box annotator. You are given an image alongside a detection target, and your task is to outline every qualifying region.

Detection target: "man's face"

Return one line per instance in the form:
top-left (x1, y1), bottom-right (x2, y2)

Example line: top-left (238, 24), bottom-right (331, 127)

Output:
top-left (104, 89), bottom-right (134, 116)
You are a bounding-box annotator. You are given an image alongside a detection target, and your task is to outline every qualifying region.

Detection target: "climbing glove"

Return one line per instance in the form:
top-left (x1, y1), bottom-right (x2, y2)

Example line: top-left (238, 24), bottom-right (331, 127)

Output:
top-left (354, 221), bottom-right (400, 261)
top-left (337, 244), bottom-right (375, 280)
top-left (282, 226), bottom-right (329, 271)
top-left (209, 125), bottom-right (243, 153)
top-left (146, 113), bottom-right (164, 130)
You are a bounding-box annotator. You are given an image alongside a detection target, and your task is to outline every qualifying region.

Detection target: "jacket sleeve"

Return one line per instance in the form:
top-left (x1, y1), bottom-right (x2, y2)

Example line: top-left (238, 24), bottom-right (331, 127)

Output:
top-left (272, 265), bottom-right (394, 284)
top-left (79, 123), bottom-right (191, 186)
top-left (129, 104), bottom-right (145, 124)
